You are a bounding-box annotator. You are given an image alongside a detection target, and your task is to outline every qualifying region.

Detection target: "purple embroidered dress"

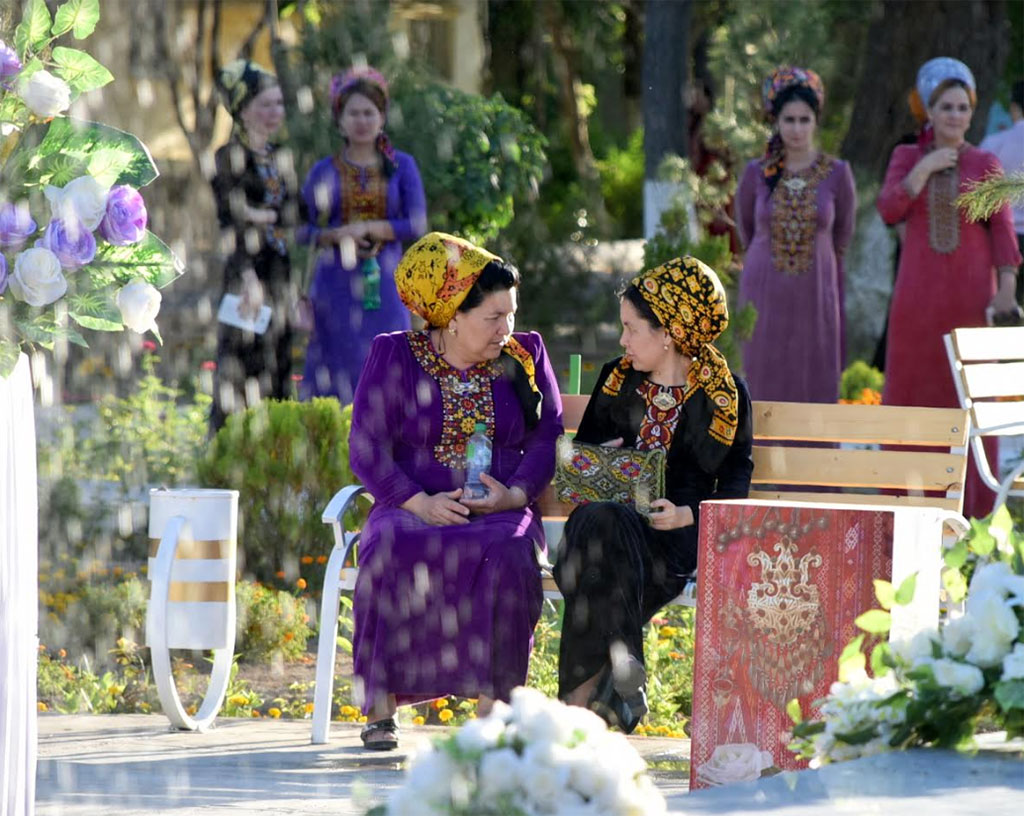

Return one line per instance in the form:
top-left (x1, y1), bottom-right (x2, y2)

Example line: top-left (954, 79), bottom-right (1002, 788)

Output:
top-left (736, 156), bottom-right (856, 402)
top-left (348, 330), bottom-right (563, 710)
top-left (299, 150), bottom-right (427, 403)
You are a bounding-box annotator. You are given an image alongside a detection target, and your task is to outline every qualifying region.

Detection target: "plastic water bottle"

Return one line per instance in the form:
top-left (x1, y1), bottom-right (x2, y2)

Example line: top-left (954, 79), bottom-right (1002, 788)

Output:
top-left (361, 256), bottom-right (381, 311)
top-left (464, 422), bottom-right (491, 500)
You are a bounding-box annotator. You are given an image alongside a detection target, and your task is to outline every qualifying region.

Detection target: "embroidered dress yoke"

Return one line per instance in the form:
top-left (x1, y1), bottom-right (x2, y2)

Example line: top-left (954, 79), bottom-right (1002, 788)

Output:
top-left (348, 330), bottom-right (563, 711)
top-left (736, 156), bottom-right (856, 403)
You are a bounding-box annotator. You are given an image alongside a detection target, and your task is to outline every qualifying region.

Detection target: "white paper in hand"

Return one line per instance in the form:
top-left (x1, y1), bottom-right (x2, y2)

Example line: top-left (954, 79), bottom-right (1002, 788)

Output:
top-left (217, 293), bottom-right (271, 334)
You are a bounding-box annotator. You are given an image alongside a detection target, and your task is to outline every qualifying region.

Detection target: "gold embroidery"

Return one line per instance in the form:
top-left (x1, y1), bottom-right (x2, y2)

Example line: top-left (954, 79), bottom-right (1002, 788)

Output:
top-left (769, 154), bottom-right (834, 276)
top-left (927, 150), bottom-right (962, 254)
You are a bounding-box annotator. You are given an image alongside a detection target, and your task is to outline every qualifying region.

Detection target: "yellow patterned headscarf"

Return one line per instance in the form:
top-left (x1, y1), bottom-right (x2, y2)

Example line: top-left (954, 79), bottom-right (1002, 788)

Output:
top-left (631, 256), bottom-right (738, 448)
top-left (216, 59), bottom-right (277, 121)
top-left (395, 232), bottom-right (502, 328)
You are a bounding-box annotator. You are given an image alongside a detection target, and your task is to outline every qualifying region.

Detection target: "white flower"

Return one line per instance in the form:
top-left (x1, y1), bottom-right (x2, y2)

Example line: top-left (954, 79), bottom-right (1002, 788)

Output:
top-left (941, 615), bottom-right (975, 658)
top-left (19, 70), bottom-right (71, 117)
top-left (453, 712), bottom-right (507, 753)
top-left (45, 175), bottom-right (110, 231)
top-left (929, 658), bottom-right (985, 696)
top-left (963, 594), bottom-right (1020, 668)
top-left (694, 742), bottom-right (774, 787)
top-left (8, 247), bottom-right (67, 306)
top-left (476, 747), bottom-right (522, 800)
top-left (520, 742), bottom-right (573, 810)
top-left (969, 562), bottom-right (1024, 606)
top-left (1001, 643), bottom-right (1024, 681)
top-left (402, 747), bottom-right (462, 805)
top-left (892, 629), bottom-right (939, 665)
top-left (116, 279), bottom-right (161, 334)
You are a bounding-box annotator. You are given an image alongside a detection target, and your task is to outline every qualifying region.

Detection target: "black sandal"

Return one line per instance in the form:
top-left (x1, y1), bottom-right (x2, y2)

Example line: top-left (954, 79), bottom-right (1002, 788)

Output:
top-left (587, 658), bottom-right (648, 735)
top-left (359, 716), bottom-right (399, 751)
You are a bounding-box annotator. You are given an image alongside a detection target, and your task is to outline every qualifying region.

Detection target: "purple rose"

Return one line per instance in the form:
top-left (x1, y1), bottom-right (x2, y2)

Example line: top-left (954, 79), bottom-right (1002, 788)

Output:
top-left (36, 217), bottom-right (96, 269)
top-left (0, 202), bottom-right (37, 248)
top-left (0, 253), bottom-right (7, 295)
top-left (98, 185), bottom-right (148, 246)
top-left (0, 40), bottom-right (21, 81)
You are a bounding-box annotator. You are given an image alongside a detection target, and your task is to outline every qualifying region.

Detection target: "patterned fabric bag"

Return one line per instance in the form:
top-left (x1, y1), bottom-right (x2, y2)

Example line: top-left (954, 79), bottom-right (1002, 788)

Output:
top-left (553, 435), bottom-right (666, 515)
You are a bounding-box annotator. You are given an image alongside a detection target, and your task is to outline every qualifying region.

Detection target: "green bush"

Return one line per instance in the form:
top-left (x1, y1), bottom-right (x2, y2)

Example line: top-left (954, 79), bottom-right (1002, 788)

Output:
top-left (840, 360), bottom-right (885, 401)
top-left (197, 398), bottom-right (355, 586)
top-left (235, 580), bottom-right (312, 665)
top-left (597, 128), bottom-right (645, 238)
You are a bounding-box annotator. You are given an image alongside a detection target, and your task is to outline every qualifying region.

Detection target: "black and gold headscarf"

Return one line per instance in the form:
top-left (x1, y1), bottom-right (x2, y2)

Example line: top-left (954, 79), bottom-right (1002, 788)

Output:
top-left (216, 59), bottom-right (278, 121)
top-left (606, 256), bottom-right (739, 469)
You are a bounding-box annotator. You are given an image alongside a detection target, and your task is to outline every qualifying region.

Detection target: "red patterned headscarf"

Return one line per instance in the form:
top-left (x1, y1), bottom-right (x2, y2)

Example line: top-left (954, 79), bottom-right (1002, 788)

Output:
top-left (760, 66), bottom-right (825, 192)
top-left (329, 66), bottom-right (397, 170)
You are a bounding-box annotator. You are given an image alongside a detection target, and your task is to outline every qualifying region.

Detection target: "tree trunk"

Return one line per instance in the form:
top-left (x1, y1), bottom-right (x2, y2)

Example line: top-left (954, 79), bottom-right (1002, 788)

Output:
top-left (841, 0), bottom-right (1011, 181)
top-left (642, 0), bottom-right (692, 179)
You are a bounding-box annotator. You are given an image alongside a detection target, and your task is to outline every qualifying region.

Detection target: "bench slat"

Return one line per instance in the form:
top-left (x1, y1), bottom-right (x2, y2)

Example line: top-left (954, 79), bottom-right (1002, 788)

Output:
top-left (961, 362), bottom-right (1024, 399)
top-left (950, 326), bottom-right (1024, 362)
top-left (751, 446), bottom-right (964, 491)
top-left (747, 489), bottom-right (961, 510)
top-left (971, 401), bottom-right (1024, 435)
top-left (752, 401), bottom-right (967, 446)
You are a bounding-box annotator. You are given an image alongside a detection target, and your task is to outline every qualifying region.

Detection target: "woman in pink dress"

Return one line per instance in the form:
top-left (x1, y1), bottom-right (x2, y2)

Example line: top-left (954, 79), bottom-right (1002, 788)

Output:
top-left (736, 66), bottom-right (857, 403)
top-left (878, 57), bottom-right (1022, 518)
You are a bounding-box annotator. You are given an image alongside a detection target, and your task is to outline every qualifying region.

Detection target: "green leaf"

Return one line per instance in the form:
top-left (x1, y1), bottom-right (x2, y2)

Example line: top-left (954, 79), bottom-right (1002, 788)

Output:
top-left (89, 231), bottom-right (184, 289)
top-left (13, 117), bottom-right (158, 189)
top-left (52, 0), bottom-right (100, 39)
top-left (854, 609), bottom-right (892, 635)
top-left (838, 634), bottom-right (866, 681)
top-left (785, 698), bottom-right (802, 725)
top-left (0, 340), bottom-right (21, 379)
top-left (894, 572), bottom-right (918, 606)
top-left (870, 642), bottom-right (894, 676)
top-left (994, 679), bottom-right (1024, 712)
top-left (944, 539), bottom-right (968, 569)
top-left (14, 0), bottom-right (52, 56)
top-left (52, 46), bottom-right (113, 93)
top-left (67, 292), bottom-right (123, 332)
top-left (834, 725), bottom-right (881, 746)
top-left (943, 567), bottom-right (968, 604)
top-left (969, 516), bottom-right (996, 556)
top-left (873, 579), bottom-right (895, 610)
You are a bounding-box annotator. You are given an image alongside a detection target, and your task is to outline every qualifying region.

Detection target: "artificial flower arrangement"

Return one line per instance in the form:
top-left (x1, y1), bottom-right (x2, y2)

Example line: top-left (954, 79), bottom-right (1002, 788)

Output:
top-left (0, 0), bottom-right (182, 378)
top-left (789, 504), bottom-right (1024, 766)
top-left (365, 687), bottom-right (667, 816)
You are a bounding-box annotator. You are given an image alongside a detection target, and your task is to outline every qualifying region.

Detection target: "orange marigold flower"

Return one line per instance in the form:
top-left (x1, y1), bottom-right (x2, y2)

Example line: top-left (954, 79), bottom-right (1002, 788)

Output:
top-left (438, 708), bottom-right (454, 723)
top-left (37, 701), bottom-right (48, 712)
top-left (58, 648), bottom-right (66, 658)
top-left (316, 555), bottom-right (328, 565)
top-left (304, 702), bottom-right (315, 715)
top-left (296, 578), bottom-right (307, 590)
top-left (432, 698), bottom-right (449, 710)
top-left (300, 555), bottom-right (314, 565)
top-left (412, 715), bottom-right (425, 726)
top-left (275, 570), bottom-right (286, 579)
top-left (268, 708), bottom-right (282, 719)
top-left (283, 632), bottom-right (294, 641)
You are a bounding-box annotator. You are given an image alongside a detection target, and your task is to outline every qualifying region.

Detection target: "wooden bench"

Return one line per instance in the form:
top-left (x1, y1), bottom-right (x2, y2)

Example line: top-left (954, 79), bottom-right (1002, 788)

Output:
top-left (309, 392), bottom-right (970, 743)
top-left (945, 325), bottom-right (1024, 510)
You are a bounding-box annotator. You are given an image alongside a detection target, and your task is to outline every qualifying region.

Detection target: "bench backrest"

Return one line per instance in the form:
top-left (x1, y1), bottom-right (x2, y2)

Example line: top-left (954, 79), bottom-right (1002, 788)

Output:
top-left (945, 325), bottom-right (1024, 496)
top-left (541, 394), bottom-right (970, 515)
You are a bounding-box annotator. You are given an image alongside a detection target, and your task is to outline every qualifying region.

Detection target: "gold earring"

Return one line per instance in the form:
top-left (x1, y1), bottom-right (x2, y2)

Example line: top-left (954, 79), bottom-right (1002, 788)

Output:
top-left (448, 324), bottom-right (457, 335)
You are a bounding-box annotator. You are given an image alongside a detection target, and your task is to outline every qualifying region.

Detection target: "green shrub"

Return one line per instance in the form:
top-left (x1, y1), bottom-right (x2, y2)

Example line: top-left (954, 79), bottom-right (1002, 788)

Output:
top-left (235, 580), bottom-right (312, 665)
top-left (840, 360), bottom-right (885, 401)
top-left (197, 398), bottom-right (355, 586)
top-left (597, 128), bottom-right (645, 238)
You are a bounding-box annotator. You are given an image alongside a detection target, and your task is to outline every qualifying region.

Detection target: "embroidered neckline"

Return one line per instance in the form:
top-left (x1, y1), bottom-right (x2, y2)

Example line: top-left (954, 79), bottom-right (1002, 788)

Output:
top-left (926, 144), bottom-right (966, 255)
top-left (636, 380), bottom-right (686, 451)
top-left (407, 331), bottom-right (502, 469)
top-left (769, 153), bottom-right (834, 276)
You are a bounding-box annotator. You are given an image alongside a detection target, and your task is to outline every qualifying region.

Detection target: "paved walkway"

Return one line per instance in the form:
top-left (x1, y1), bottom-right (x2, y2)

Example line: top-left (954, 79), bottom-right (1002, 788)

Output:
top-left (36, 714), bottom-right (1024, 815)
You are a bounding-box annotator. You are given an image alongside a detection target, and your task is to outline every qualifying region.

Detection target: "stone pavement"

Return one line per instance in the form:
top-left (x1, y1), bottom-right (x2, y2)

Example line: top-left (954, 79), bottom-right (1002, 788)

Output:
top-left (36, 714), bottom-right (1024, 815)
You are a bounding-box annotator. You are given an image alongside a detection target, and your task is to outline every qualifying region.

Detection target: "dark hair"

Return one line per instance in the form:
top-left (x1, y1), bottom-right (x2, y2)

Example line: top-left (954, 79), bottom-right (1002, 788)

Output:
top-left (618, 282), bottom-right (663, 330)
top-left (928, 78), bottom-right (976, 108)
top-left (1011, 80), bottom-right (1024, 110)
top-left (333, 78), bottom-right (387, 121)
top-left (772, 84), bottom-right (821, 120)
top-left (457, 260), bottom-right (521, 312)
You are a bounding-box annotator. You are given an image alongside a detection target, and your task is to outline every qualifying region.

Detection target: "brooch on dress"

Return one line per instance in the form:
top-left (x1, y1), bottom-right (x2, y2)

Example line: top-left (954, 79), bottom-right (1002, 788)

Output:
top-left (446, 377), bottom-right (480, 395)
top-left (651, 388), bottom-right (680, 411)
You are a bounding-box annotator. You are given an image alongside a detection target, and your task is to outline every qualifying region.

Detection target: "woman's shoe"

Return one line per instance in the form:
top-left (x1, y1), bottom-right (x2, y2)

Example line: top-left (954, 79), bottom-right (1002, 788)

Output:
top-left (360, 716), bottom-right (399, 751)
top-left (587, 658), bottom-right (648, 735)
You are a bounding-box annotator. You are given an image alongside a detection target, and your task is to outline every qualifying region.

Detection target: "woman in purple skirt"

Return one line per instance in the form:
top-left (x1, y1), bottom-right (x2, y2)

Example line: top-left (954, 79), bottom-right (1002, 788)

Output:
top-left (299, 66), bottom-right (427, 404)
top-left (735, 66), bottom-right (857, 403)
top-left (348, 232), bottom-right (563, 749)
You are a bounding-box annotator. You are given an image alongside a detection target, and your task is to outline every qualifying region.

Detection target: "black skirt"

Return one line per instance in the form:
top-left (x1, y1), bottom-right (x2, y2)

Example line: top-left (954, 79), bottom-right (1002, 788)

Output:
top-left (553, 501), bottom-right (695, 698)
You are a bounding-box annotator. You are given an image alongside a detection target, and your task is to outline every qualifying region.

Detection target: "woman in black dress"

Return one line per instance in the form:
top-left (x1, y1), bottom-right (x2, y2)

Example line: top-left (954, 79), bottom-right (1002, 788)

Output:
top-left (554, 256), bottom-right (753, 732)
top-left (209, 60), bottom-right (300, 434)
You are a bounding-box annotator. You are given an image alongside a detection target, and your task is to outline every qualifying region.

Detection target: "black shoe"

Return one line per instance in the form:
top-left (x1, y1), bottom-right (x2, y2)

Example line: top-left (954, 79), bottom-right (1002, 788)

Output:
top-left (588, 658), bottom-right (648, 735)
top-left (360, 716), bottom-right (399, 751)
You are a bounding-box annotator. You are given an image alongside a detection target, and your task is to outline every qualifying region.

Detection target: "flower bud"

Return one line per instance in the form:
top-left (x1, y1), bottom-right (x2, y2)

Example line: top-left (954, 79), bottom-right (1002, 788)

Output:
top-left (116, 279), bottom-right (162, 334)
top-left (19, 70), bottom-right (71, 118)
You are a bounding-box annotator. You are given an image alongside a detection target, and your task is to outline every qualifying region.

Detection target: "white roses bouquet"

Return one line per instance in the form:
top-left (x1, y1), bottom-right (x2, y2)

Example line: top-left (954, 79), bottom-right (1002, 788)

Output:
top-left (790, 505), bottom-right (1024, 766)
top-left (366, 687), bottom-right (667, 816)
top-left (0, 0), bottom-right (182, 377)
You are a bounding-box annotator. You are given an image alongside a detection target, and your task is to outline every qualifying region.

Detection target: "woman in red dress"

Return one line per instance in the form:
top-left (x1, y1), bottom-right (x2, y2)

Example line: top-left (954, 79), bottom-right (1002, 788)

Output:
top-left (878, 57), bottom-right (1021, 518)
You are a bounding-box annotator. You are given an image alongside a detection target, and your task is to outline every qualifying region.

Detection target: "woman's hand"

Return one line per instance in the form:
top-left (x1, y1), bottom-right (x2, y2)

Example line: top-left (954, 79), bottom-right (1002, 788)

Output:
top-left (238, 269), bottom-right (265, 319)
top-left (244, 205), bottom-right (278, 226)
top-left (459, 473), bottom-right (527, 516)
top-left (904, 148), bottom-right (959, 197)
top-left (646, 499), bottom-right (695, 531)
top-left (402, 490), bottom-right (470, 526)
top-left (988, 269), bottom-right (1023, 324)
top-left (600, 437), bottom-right (624, 448)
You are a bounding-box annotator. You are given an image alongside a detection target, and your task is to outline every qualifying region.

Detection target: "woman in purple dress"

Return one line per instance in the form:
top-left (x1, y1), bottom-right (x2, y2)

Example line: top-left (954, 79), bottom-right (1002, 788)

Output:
top-left (348, 232), bottom-right (563, 750)
top-left (736, 66), bottom-right (857, 403)
top-left (299, 67), bottom-right (427, 403)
